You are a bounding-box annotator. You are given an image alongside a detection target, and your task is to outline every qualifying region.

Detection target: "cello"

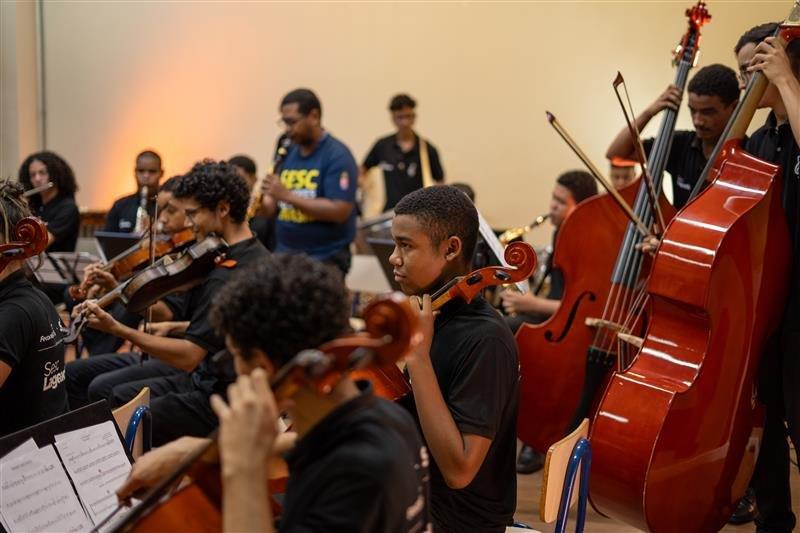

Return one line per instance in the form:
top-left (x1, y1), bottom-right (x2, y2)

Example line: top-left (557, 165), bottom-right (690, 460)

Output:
top-left (516, 1), bottom-right (709, 453)
top-left (103, 293), bottom-right (420, 533)
top-left (588, 6), bottom-right (800, 532)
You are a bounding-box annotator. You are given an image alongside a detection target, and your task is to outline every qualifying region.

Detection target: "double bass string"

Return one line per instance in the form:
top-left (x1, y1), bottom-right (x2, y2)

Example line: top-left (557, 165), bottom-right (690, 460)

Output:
top-left (592, 50), bottom-right (694, 356)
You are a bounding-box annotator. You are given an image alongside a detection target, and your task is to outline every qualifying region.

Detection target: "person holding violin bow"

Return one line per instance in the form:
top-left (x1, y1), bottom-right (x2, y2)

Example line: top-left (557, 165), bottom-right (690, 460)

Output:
top-left (606, 63), bottom-right (740, 209)
top-left (67, 160), bottom-right (269, 446)
top-left (0, 180), bottom-right (69, 436)
top-left (389, 185), bottom-right (519, 532)
top-left (68, 174), bottom-right (190, 358)
top-left (116, 254), bottom-right (431, 532)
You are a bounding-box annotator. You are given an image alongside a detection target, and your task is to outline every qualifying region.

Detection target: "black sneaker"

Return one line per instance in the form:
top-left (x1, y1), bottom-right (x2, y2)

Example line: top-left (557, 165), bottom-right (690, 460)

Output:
top-left (728, 487), bottom-right (757, 525)
top-left (516, 445), bottom-right (544, 474)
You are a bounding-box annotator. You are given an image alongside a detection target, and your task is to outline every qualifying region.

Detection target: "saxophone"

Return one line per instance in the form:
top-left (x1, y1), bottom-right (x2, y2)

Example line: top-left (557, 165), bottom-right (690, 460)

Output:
top-left (498, 213), bottom-right (550, 246)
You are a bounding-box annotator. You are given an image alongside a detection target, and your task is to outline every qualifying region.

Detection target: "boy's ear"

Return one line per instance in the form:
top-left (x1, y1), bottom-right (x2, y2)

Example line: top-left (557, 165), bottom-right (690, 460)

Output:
top-left (444, 235), bottom-right (463, 261)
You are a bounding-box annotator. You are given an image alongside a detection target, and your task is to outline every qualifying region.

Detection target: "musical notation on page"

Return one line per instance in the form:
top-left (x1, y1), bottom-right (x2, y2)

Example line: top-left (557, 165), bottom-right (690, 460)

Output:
top-left (54, 420), bottom-right (132, 527)
top-left (0, 444), bottom-right (92, 532)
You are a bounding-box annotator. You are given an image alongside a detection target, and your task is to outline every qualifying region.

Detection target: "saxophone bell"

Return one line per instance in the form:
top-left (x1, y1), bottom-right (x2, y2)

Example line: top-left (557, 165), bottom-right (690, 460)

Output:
top-left (499, 213), bottom-right (550, 246)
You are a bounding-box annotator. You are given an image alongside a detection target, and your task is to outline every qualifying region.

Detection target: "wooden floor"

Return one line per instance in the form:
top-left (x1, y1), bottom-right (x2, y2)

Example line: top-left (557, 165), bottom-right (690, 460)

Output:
top-left (514, 448), bottom-right (800, 532)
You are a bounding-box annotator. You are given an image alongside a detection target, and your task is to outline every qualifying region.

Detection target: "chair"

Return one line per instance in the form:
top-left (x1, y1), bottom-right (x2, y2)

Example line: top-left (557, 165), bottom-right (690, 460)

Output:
top-left (112, 386), bottom-right (151, 459)
top-left (539, 418), bottom-right (591, 533)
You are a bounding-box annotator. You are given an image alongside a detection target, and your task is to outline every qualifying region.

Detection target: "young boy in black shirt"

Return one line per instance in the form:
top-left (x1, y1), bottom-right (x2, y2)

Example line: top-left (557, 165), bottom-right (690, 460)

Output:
top-left (0, 180), bottom-right (68, 435)
top-left (734, 22), bottom-right (800, 533)
top-left (70, 160), bottom-right (269, 445)
top-left (117, 254), bottom-right (430, 532)
top-left (390, 185), bottom-right (518, 532)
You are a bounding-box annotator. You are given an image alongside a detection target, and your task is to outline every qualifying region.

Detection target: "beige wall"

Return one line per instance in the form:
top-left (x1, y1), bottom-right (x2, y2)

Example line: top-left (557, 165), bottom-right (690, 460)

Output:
top-left (26, 1), bottom-right (790, 243)
top-left (1, 0), bottom-right (39, 181)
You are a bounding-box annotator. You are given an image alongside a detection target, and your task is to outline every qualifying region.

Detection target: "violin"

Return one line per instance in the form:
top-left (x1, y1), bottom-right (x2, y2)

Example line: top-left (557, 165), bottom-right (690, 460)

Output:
top-left (64, 235), bottom-right (228, 343)
top-left (589, 6), bottom-right (800, 532)
top-left (349, 240), bottom-right (537, 398)
top-left (68, 229), bottom-right (195, 301)
top-left (103, 293), bottom-right (420, 533)
top-left (0, 217), bottom-right (49, 274)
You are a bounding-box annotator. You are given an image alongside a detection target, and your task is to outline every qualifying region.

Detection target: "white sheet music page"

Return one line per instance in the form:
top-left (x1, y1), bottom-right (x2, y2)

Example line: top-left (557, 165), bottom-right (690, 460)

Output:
top-left (0, 444), bottom-right (91, 532)
top-left (54, 420), bottom-right (132, 526)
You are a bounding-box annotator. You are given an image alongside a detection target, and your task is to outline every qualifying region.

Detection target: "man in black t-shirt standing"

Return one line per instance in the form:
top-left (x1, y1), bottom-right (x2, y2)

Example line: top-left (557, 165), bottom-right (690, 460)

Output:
top-left (390, 185), bottom-right (517, 532)
top-left (361, 94), bottom-right (445, 214)
top-left (0, 180), bottom-right (68, 436)
top-left (104, 150), bottom-right (163, 233)
top-left (117, 255), bottom-right (430, 532)
top-left (606, 64), bottom-right (740, 209)
top-left (72, 161), bottom-right (268, 445)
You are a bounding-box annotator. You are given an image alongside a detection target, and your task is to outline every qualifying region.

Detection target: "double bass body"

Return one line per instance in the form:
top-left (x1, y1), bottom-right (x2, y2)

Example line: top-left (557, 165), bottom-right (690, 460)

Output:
top-left (516, 179), bottom-right (673, 452)
top-left (589, 147), bottom-right (791, 532)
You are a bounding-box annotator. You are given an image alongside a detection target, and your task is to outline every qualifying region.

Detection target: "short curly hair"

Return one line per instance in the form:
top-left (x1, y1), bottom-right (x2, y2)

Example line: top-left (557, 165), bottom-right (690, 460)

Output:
top-left (18, 151), bottom-right (78, 207)
top-left (172, 160), bottom-right (249, 223)
top-left (209, 254), bottom-right (349, 367)
top-left (390, 93), bottom-right (416, 111)
top-left (557, 170), bottom-right (597, 204)
top-left (394, 185), bottom-right (479, 262)
top-left (687, 64), bottom-right (740, 106)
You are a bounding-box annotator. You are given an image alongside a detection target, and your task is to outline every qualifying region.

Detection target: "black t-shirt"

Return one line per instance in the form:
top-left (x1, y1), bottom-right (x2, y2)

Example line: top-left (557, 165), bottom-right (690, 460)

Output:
top-left (104, 193), bottom-right (156, 233)
top-left (33, 195), bottom-right (79, 252)
top-left (363, 133), bottom-right (445, 211)
top-left (281, 381), bottom-right (431, 533)
top-left (543, 229), bottom-right (564, 300)
top-left (400, 296), bottom-right (518, 533)
top-left (250, 215), bottom-right (276, 251)
top-left (0, 271), bottom-right (69, 435)
top-left (746, 112), bottom-right (800, 307)
top-left (643, 130), bottom-right (707, 210)
top-left (183, 237), bottom-right (269, 390)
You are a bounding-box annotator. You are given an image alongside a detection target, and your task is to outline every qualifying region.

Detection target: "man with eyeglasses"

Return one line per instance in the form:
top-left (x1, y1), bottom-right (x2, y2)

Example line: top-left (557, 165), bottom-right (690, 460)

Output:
top-left (360, 94), bottom-right (445, 215)
top-left (66, 160), bottom-right (269, 446)
top-left (260, 88), bottom-right (358, 275)
top-left (606, 64), bottom-right (740, 209)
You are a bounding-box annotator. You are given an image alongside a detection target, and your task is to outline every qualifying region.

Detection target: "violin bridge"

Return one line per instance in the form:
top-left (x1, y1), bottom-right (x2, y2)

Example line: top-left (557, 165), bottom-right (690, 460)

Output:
top-left (617, 332), bottom-right (644, 349)
top-left (584, 317), bottom-right (628, 334)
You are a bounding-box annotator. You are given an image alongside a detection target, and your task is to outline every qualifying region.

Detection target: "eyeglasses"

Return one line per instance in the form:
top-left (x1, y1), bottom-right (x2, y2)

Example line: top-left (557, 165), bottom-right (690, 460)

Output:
top-left (277, 115), bottom-right (305, 128)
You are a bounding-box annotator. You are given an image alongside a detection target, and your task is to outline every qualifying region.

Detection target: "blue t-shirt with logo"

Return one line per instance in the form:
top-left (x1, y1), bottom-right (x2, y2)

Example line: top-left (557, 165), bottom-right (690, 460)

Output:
top-left (275, 133), bottom-right (358, 260)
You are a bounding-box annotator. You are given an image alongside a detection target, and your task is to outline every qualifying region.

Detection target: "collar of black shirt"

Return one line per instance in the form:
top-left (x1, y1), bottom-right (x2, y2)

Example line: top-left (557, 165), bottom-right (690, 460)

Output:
top-left (284, 380), bottom-right (377, 470)
top-left (0, 270), bottom-right (29, 297)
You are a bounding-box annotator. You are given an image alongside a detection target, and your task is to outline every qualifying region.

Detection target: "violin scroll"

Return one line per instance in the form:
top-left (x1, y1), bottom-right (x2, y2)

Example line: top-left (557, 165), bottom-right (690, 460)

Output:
top-left (0, 217), bottom-right (48, 273)
top-left (502, 241), bottom-right (538, 285)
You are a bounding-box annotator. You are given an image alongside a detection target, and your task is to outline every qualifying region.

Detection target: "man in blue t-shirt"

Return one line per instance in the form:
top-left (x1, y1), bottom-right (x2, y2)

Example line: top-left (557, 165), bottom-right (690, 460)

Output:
top-left (262, 88), bottom-right (358, 274)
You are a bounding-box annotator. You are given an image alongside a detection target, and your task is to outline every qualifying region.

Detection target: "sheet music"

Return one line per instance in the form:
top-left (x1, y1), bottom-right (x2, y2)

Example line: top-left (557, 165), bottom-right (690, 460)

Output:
top-left (0, 444), bottom-right (92, 532)
top-left (54, 420), bottom-right (131, 527)
top-left (0, 438), bottom-right (38, 464)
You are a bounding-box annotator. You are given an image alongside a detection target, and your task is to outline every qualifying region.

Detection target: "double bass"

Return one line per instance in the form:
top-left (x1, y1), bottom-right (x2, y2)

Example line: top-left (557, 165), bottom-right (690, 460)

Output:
top-left (516, 1), bottom-right (710, 453)
top-left (589, 7), bottom-right (800, 532)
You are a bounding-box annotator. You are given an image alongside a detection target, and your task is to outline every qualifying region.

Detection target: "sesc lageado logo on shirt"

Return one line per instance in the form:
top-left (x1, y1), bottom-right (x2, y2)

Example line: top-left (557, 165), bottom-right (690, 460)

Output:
top-left (42, 360), bottom-right (65, 392)
top-left (278, 168), bottom-right (320, 224)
